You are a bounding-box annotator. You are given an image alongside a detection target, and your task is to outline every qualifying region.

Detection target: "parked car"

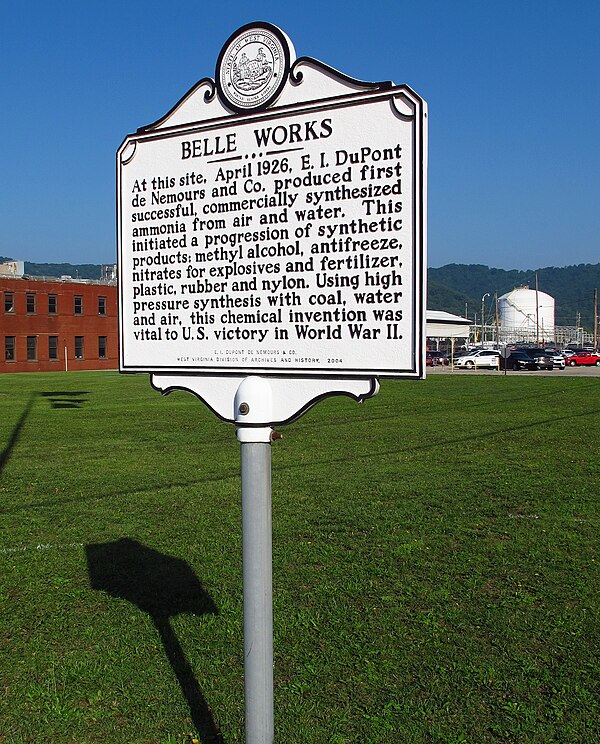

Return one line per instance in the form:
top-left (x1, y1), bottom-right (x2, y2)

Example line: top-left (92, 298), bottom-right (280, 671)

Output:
top-left (426, 351), bottom-right (449, 366)
top-left (565, 351), bottom-right (600, 366)
top-left (544, 349), bottom-right (566, 369)
top-left (517, 348), bottom-right (555, 370)
top-left (499, 351), bottom-right (537, 371)
top-left (454, 349), bottom-right (500, 369)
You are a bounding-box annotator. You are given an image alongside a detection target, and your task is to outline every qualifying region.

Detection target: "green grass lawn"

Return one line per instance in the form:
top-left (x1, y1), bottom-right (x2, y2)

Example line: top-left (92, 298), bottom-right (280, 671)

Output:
top-left (0, 371), bottom-right (598, 743)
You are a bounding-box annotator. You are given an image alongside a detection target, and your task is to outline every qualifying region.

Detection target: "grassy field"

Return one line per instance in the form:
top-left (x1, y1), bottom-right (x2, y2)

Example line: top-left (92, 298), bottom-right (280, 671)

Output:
top-left (0, 370), bottom-right (598, 743)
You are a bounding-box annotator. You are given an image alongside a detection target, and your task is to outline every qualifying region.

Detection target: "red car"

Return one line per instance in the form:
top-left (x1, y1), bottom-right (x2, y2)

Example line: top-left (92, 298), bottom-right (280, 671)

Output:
top-left (426, 351), bottom-right (449, 366)
top-left (566, 352), bottom-right (600, 366)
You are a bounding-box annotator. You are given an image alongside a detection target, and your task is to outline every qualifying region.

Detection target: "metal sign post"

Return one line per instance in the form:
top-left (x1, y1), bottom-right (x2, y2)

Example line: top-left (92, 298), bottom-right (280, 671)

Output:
top-left (117, 21), bottom-right (427, 742)
top-left (240, 430), bottom-right (273, 742)
top-left (236, 378), bottom-right (275, 742)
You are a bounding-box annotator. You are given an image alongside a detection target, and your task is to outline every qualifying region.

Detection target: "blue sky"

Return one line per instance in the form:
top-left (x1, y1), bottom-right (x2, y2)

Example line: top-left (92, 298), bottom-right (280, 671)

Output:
top-left (1, 1), bottom-right (598, 270)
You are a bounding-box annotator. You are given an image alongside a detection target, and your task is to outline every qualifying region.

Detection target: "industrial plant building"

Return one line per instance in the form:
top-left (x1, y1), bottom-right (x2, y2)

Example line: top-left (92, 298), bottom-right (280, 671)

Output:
top-left (428, 286), bottom-right (593, 350)
top-left (497, 286), bottom-right (555, 344)
top-left (486, 286), bottom-right (592, 348)
top-left (1, 262), bottom-right (117, 373)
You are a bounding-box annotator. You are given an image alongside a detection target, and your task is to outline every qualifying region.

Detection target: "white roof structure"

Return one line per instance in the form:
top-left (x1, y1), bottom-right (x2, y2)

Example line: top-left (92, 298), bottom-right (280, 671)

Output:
top-left (0, 260), bottom-right (24, 278)
top-left (426, 310), bottom-right (471, 339)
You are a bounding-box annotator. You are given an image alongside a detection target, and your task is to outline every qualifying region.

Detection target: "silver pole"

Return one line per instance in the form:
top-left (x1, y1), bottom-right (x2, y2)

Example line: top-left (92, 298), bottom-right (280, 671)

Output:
top-left (481, 293), bottom-right (489, 347)
top-left (241, 439), bottom-right (274, 744)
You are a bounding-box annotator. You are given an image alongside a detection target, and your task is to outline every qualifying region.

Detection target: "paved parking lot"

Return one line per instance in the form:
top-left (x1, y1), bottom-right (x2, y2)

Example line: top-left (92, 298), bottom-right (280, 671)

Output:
top-left (427, 364), bottom-right (600, 377)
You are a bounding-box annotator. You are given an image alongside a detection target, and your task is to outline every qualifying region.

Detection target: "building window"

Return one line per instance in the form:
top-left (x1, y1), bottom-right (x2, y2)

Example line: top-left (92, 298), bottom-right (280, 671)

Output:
top-left (27, 336), bottom-right (37, 361)
top-left (98, 296), bottom-right (107, 315)
top-left (48, 294), bottom-right (57, 314)
top-left (26, 293), bottom-right (36, 314)
top-left (98, 336), bottom-right (107, 359)
top-left (4, 292), bottom-right (14, 313)
top-left (49, 336), bottom-right (58, 360)
top-left (5, 336), bottom-right (15, 361)
top-left (75, 336), bottom-right (84, 359)
top-left (74, 296), bottom-right (83, 315)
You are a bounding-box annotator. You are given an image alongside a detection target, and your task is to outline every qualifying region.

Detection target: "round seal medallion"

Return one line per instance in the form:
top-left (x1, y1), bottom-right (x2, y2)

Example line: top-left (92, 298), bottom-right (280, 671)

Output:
top-left (216, 23), bottom-right (293, 113)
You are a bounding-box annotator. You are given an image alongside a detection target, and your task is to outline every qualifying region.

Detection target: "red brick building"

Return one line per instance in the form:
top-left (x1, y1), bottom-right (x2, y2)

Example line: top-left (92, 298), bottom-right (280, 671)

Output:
top-left (1, 275), bottom-right (118, 373)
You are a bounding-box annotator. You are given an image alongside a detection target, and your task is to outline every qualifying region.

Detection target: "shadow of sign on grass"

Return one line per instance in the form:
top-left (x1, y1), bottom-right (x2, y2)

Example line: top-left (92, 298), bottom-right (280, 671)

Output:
top-left (0, 394), bottom-right (36, 474)
top-left (1, 392), bottom-right (88, 475)
top-left (40, 391), bottom-right (89, 409)
top-left (86, 538), bottom-right (223, 743)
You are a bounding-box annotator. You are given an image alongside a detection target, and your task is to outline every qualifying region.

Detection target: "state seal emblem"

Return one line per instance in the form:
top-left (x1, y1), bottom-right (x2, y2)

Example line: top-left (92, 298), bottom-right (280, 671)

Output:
top-left (216, 22), bottom-right (294, 113)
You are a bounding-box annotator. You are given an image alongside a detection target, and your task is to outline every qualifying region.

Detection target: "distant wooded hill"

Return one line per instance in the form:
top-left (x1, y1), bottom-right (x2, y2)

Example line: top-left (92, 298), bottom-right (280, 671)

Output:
top-left (23, 261), bottom-right (104, 281)
top-left (3, 257), bottom-right (598, 330)
top-left (428, 264), bottom-right (600, 329)
top-left (0, 257), bottom-right (106, 282)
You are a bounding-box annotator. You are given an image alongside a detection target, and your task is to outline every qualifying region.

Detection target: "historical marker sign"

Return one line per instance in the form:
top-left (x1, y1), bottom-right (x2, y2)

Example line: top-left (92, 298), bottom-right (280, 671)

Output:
top-left (118, 22), bottom-right (427, 379)
top-left (117, 23), bottom-right (428, 743)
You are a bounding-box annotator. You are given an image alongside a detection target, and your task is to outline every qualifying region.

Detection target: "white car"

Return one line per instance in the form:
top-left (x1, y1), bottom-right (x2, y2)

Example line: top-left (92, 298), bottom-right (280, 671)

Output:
top-left (454, 349), bottom-right (500, 369)
top-left (545, 350), bottom-right (566, 369)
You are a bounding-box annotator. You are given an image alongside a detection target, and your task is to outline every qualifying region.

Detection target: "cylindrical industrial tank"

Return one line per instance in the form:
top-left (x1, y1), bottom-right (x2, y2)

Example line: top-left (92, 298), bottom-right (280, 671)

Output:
top-left (498, 286), bottom-right (555, 342)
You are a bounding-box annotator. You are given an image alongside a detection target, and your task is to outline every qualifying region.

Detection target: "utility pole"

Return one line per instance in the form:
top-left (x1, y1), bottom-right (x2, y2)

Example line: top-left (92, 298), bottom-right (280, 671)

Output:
top-left (594, 288), bottom-right (598, 351)
top-left (535, 272), bottom-right (540, 347)
top-left (481, 293), bottom-right (489, 347)
top-left (495, 291), bottom-right (500, 347)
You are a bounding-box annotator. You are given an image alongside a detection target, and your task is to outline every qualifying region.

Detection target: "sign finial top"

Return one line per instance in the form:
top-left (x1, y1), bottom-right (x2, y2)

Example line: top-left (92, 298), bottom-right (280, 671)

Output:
top-left (216, 22), bottom-right (295, 113)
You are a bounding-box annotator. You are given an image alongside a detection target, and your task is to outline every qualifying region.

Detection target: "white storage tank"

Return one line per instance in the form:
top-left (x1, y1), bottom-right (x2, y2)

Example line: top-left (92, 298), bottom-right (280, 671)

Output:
top-left (498, 286), bottom-right (555, 342)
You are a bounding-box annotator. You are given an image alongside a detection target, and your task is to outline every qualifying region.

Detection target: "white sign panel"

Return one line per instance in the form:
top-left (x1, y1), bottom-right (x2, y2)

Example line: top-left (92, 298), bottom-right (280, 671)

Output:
top-left (118, 23), bottom-right (427, 378)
